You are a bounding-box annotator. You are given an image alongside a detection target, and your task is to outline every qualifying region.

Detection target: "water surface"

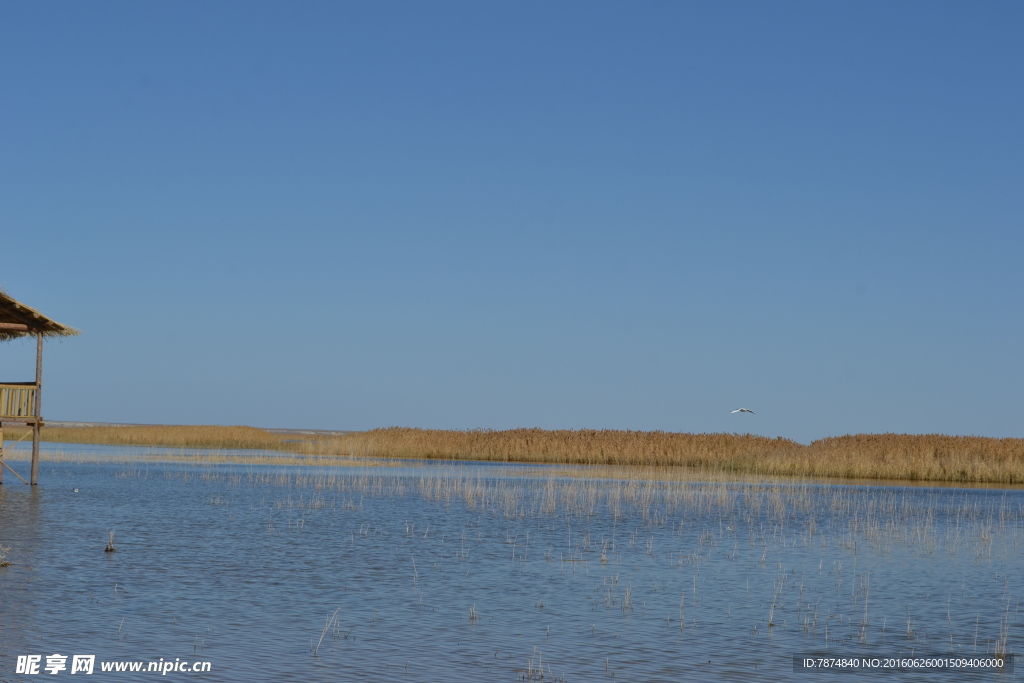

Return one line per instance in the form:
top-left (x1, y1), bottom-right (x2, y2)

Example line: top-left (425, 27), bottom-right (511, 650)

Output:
top-left (1, 449), bottom-right (1021, 681)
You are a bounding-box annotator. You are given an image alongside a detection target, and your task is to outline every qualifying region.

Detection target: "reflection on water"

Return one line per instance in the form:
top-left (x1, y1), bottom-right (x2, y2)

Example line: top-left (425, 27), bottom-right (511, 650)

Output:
top-left (0, 452), bottom-right (1021, 681)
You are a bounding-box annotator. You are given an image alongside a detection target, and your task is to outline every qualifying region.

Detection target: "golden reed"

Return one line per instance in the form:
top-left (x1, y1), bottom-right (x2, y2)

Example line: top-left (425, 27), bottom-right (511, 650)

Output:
top-left (5, 425), bottom-right (1024, 484)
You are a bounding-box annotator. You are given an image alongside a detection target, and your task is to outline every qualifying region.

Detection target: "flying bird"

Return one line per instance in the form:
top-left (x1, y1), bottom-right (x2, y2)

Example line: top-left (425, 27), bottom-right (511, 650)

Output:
top-left (730, 408), bottom-right (755, 414)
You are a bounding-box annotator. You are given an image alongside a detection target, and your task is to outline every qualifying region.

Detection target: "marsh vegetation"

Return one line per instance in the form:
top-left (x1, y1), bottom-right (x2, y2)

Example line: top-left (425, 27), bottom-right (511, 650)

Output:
top-left (8, 425), bottom-right (1024, 483)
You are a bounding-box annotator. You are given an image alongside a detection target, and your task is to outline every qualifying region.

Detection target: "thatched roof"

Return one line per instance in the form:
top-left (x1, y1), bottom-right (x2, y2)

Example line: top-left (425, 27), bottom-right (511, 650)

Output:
top-left (0, 288), bottom-right (79, 341)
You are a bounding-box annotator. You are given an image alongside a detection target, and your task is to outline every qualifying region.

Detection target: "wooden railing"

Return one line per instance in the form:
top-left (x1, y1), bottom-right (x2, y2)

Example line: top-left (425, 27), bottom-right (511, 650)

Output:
top-left (0, 383), bottom-right (37, 419)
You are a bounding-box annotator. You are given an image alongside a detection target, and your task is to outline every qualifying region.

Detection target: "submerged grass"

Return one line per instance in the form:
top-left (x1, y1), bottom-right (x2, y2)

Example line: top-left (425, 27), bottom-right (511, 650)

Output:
top-left (4, 425), bottom-right (1024, 484)
top-left (7, 454), bottom-right (1018, 677)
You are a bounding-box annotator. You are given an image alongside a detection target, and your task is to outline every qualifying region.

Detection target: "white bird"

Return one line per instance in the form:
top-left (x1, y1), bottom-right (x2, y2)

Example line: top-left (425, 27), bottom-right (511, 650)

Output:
top-left (730, 408), bottom-right (755, 414)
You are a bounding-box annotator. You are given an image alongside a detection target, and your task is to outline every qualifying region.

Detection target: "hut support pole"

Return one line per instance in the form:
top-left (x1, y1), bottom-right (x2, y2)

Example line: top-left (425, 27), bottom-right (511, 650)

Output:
top-left (31, 332), bottom-right (42, 486)
top-left (0, 424), bottom-right (4, 485)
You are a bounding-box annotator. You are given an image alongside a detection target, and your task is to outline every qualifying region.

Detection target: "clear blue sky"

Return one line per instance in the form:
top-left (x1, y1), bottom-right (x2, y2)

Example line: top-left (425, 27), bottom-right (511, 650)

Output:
top-left (1, 2), bottom-right (1021, 443)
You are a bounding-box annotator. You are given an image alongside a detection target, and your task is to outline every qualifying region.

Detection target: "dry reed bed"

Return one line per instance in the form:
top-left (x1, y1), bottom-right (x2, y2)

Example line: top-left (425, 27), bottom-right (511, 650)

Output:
top-left (6, 425), bottom-right (1024, 484)
top-left (7, 424), bottom-right (291, 451)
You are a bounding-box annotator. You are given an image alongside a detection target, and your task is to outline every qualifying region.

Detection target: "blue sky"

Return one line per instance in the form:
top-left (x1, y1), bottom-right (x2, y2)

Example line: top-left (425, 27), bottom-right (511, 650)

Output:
top-left (1, 2), bottom-right (1021, 442)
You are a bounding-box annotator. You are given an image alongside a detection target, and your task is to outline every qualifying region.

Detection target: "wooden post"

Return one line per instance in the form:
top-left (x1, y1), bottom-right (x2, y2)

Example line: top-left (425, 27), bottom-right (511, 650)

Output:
top-left (0, 423), bottom-right (4, 485)
top-left (31, 332), bottom-right (42, 486)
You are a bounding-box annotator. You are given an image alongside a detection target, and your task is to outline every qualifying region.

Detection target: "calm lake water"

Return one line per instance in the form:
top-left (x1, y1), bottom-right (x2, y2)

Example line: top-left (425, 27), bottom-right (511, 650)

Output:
top-left (1, 444), bottom-right (1022, 681)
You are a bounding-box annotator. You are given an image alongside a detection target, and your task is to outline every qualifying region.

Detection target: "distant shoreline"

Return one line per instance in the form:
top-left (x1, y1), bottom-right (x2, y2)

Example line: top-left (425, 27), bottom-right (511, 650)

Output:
top-left (41, 420), bottom-right (356, 436)
top-left (3, 423), bottom-right (1023, 485)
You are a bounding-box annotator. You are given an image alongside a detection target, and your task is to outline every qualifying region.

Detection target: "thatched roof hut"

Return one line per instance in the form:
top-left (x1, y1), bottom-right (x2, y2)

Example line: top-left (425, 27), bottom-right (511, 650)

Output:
top-left (0, 287), bottom-right (77, 485)
top-left (0, 288), bottom-right (79, 341)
